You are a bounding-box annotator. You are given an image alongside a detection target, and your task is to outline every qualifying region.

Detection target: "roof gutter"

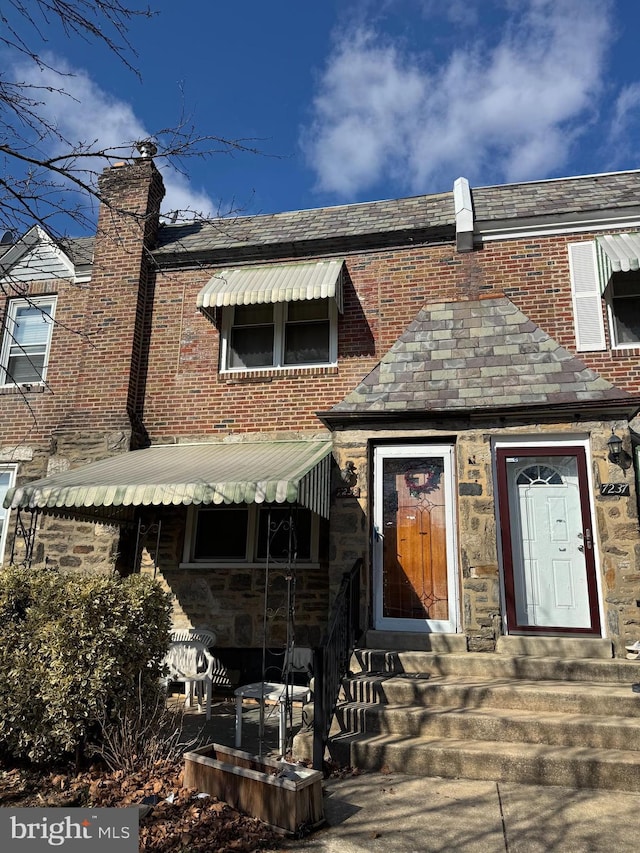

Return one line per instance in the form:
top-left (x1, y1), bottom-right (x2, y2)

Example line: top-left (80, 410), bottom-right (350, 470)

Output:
top-left (317, 397), bottom-right (640, 430)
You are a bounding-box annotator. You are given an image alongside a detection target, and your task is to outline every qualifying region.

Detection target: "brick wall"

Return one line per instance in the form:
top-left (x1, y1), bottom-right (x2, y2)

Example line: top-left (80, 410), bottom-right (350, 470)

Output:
top-left (139, 231), bottom-right (640, 443)
top-left (0, 159), bottom-right (165, 565)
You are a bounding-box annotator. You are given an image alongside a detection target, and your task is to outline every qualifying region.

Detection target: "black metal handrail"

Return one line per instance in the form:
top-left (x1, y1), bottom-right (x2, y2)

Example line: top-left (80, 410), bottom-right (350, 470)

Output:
top-left (312, 557), bottom-right (362, 770)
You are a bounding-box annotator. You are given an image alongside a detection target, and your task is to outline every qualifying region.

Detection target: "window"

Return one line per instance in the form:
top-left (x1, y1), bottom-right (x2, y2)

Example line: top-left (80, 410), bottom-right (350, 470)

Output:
top-left (1, 297), bottom-right (56, 385)
top-left (183, 504), bottom-right (317, 565)
top-left (607, 270), bottom-right (640, 347)
top-left (0, 467), bottom-right (16, 564)
top-left (221, 299), bottom-right (337, 371)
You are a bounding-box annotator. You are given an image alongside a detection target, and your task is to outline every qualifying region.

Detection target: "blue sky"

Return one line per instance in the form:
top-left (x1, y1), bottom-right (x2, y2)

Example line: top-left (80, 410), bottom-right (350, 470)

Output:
top-left (6, 0), bottom-right (640, 229)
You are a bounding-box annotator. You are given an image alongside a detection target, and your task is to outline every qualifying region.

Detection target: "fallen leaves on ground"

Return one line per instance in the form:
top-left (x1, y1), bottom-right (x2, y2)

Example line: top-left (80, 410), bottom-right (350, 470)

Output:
top-left (0, 761), bottom-right (281, 852)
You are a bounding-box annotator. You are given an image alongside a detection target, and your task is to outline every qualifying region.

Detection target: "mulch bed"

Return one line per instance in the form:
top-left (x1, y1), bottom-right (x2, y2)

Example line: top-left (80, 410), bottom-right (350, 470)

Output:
top-left (0, 760), bottom-right (283, 852)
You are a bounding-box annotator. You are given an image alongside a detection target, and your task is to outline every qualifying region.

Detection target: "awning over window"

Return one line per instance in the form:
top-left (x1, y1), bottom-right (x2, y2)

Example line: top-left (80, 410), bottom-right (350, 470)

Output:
top-left (596, 233), bottom-right (640, 292)
top-left (197, 259), bottom-right (344, 312)
top-left (5, 440), bottom-right (333, 522)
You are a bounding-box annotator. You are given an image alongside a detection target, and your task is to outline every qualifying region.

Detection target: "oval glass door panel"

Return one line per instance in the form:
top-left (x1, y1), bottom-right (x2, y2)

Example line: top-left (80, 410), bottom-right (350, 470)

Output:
top-left (373, 445), bottom-right (458, 633)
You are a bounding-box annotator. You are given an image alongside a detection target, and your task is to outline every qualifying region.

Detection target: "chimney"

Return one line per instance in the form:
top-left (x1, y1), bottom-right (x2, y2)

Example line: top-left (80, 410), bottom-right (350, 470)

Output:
top-left (73, 158), bottom-right (166, 443)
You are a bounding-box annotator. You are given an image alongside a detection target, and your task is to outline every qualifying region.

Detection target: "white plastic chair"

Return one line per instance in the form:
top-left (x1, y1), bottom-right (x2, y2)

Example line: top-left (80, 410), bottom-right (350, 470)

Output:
top-left (170, 628), bottom-right (217, 647)
top-left (164, 641), bottom-right (215, 720)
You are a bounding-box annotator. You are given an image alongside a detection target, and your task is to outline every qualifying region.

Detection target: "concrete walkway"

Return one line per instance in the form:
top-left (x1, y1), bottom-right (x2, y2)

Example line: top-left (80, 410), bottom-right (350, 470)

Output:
top-left (283, 772), bottom-right (640, 853)
top-left (172, 697), bottom-right (640, 851)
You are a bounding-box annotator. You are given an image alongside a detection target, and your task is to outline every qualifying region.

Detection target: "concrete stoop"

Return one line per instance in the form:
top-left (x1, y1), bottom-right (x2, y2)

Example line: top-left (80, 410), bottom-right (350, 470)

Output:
top-left (327, 638), bottom-right (640, 792)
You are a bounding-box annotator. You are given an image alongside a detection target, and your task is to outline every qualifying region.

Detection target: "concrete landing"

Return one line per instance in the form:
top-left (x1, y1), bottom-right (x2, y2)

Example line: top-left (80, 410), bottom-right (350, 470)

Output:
top-left (283, 772), bottom-right (640, 853)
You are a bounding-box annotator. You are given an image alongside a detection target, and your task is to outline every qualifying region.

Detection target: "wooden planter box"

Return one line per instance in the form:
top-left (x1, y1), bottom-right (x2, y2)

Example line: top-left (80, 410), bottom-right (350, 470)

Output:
top-left (183, 742), bottom-right (324, 835)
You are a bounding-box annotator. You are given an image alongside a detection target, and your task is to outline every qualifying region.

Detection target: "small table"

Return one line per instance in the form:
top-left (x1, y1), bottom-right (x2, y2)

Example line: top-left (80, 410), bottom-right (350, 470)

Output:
top-left (234, 681), bottom-right (311, 755)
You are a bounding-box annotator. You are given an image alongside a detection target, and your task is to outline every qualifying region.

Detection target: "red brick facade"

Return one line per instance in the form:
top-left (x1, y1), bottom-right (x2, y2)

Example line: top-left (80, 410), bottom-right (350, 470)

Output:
top-left (2, 161), bottom-right (640, 653)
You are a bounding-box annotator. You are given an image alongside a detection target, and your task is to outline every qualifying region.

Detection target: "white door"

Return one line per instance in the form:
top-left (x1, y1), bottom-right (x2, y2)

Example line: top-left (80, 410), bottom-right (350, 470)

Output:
top-left (498, 449), bottom-right (600, 634)
top-left (373, 445), bottom-right (459, 633)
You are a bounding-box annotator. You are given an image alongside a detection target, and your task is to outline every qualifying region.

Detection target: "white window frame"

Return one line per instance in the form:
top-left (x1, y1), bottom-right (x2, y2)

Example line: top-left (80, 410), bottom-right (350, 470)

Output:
top-left (0, 296), bottom-right (57, 386)
top-left (0, 465), bottom-right (16, 565)
top-left (604, 270), bottom-right (640, 349)
top-left (219, 299), bottom-right (338, 373)
top-left (180, 503), bottom-right (320, 568)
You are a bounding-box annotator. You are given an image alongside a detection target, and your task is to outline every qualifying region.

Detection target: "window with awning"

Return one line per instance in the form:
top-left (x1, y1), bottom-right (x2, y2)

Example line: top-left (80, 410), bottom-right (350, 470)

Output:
top-left (197, 259), bottom-right (344, 372)
top-left (596, 234), bottom-right (640, 347)
top-left (569, 236), bottom-right (640, 352)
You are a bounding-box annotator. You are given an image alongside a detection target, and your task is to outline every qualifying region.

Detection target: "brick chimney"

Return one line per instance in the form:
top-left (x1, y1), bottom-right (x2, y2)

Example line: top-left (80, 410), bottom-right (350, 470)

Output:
top-left (74, 157), bottom-right (165, 445)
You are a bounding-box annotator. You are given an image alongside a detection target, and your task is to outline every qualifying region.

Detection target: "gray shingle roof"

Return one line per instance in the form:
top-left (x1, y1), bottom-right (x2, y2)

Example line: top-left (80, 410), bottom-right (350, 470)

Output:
top-left (330, 296), bottom-right (631, 414)
top-left (154, 192), bottom-right (455, 263)
top-left (154, 171), bottom-right (640, 263)
top-left (472, 171), bottom-right (640, 223)
top-left (58, 236), bottom-right (94, 266)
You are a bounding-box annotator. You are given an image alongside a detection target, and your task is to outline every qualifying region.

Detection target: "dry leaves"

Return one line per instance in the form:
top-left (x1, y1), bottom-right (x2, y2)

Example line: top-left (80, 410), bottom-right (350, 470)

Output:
top-left (0, 761), bottom-right (281, 852)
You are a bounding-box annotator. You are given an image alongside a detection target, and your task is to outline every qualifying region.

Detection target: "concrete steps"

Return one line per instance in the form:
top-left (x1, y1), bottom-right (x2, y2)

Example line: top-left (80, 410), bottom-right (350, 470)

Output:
top-left (350, 651), bottom-right (640, 684)
top-left (327, 640), bottom-right (640, 791)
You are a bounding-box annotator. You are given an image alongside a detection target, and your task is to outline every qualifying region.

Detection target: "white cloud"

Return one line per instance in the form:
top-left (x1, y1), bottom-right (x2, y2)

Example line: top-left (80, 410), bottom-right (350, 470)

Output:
top-left (304, 0), bottom-right (614, 196)
top-left (10, 57), bottom-right (216, 219)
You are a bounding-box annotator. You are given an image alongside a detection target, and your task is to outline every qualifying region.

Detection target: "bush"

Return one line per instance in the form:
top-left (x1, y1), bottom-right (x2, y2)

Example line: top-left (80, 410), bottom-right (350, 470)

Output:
top-left (0, 565), bottom-right (172, 765)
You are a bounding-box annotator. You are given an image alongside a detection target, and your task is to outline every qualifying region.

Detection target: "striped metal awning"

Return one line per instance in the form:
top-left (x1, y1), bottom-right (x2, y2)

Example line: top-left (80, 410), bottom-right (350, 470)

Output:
top-left (197, 259), bottom-right (344, 311)
top-left (596, 233), bottom-right (640, 292)
top-left (5, 440), bottom-right (333, 523)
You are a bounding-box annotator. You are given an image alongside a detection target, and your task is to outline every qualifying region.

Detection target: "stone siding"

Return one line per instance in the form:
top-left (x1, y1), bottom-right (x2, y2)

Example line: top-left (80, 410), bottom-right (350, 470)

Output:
top-left (331, 419), bottom-right (639, 657)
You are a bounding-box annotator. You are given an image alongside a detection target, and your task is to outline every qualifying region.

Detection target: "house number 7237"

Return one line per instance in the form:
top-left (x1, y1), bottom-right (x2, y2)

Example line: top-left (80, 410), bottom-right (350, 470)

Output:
top-left (600, 483), bottom-right (630, 496)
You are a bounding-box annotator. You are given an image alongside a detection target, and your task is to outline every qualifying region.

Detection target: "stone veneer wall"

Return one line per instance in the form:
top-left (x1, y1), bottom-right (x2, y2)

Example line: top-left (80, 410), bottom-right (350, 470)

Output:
top-left (330, 418), bottom-right (639, 658)
top-left (2, 429), bottom-right (128, 571)
top-left (139, 505), bottom-right (330, 650)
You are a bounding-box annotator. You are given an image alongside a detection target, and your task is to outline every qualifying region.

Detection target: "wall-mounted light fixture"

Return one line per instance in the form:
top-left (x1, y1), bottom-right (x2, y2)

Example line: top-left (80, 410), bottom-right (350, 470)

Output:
top-left (607, 428), bottom-right (623, 465)
top-left (340, 460), bottom-right (358, 487)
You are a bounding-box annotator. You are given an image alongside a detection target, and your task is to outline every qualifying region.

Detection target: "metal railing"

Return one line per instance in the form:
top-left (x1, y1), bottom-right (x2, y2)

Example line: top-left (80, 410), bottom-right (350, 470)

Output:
top-left (313, 558), bottom-right (362, 770)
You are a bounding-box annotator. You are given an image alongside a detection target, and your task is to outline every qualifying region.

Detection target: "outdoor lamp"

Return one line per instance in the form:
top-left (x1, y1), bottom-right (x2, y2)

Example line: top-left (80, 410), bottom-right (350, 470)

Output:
top-left (607, 429), bottom-right (623, 465)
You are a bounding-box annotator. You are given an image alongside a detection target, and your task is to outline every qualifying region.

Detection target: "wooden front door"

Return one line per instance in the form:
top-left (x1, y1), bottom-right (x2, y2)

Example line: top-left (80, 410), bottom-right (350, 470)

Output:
top-left (496, 447), bottom-right (601, 635)
top-left (373, 445), bottom-right (459, 633)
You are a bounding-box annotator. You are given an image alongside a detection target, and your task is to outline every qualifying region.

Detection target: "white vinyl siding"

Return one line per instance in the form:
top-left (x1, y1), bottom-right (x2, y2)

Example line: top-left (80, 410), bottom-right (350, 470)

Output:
top-left (568, 242), bottom-right (606, 352)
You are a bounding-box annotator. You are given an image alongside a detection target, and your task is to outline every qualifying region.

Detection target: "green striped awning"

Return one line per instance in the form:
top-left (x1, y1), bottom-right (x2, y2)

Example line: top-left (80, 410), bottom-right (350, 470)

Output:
top-left (197, 259), bottom-right (344, 311)
top-left (5, 440), bottom-right (333, 522)
top-left (596, 233), bottom-right (640, 292)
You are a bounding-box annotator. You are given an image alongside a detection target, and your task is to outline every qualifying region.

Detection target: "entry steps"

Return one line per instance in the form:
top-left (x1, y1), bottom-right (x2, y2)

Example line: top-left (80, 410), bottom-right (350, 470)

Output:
top-left (326, 634), bottom-right (640, 792)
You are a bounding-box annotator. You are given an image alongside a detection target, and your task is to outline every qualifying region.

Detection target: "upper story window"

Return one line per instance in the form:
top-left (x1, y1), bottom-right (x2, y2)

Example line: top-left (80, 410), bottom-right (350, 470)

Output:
top-left (0, 296), bottom-right (56, 385)
top-left (0, 466), bottom-right (16, 564)
top-left (606, 270), bottom-right (640, 347)
top-left (569, 234), bottom-right (640, 352)
top-left (196, 259), bottom-right (344, 373)
top-left (223, 299), bottom-right (337, 371)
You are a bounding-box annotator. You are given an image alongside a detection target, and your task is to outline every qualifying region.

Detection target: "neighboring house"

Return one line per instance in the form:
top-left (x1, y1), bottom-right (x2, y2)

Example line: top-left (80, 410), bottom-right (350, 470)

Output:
top-left (2, 158), bottom-right (640, 666)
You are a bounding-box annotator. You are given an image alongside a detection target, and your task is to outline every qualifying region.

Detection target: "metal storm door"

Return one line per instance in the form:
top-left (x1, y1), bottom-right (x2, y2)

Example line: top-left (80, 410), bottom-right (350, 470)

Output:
top-left (373, 445), bottom-right (458, 633)
top-left (496, 447), bottom-right (601, 635)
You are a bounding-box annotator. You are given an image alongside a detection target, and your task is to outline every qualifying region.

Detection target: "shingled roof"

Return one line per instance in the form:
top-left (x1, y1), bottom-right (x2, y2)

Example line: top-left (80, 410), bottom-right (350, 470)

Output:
top-left (327, 296), bottom-right (634, 418)
top-left (471, 171), bottom-right (640, 223)
top-left (153, 170), bottom-right (640, 265)
top-left (153, 192), bottom-right (455, 264)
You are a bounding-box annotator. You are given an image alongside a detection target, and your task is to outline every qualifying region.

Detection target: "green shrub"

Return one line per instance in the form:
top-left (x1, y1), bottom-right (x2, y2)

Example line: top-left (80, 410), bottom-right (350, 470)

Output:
top-left (0, 565), bottom-right (172, 765)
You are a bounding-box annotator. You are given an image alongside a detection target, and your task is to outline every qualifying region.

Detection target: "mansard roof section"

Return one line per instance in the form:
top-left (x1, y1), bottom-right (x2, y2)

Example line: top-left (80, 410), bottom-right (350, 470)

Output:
top-left (153, 170), bottom-right (640, 266)
top-left (325, 297), bottom-right (637, 420)
top-left (472, 171), bottom-right (640, 237)
top-left (153, 192), bottom-right (456, 265)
